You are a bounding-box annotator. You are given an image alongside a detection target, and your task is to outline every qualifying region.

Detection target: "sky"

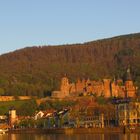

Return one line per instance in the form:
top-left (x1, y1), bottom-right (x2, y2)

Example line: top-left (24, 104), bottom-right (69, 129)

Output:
top-left (0, 0), bottom-right (140, 54)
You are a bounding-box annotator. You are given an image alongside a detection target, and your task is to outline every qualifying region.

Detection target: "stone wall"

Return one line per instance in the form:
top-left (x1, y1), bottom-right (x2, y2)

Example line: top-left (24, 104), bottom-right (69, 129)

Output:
top-left (0, 96), bottom-right (32, 101)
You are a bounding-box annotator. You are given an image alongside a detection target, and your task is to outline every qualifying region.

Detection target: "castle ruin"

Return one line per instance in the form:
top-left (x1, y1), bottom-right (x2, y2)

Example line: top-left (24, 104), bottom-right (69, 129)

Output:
top-left (52, 68), bottom-right (137, 98)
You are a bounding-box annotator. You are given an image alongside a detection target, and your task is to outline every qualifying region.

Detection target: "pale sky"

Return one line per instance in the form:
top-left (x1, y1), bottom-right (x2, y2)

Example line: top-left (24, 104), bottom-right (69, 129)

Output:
top-left (0, 0), bottom-right (140, 54)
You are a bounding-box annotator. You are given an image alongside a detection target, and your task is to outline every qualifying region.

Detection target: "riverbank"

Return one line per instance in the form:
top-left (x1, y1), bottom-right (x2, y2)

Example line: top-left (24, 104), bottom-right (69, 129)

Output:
top-left (8, 127), bottom-right (136, 134)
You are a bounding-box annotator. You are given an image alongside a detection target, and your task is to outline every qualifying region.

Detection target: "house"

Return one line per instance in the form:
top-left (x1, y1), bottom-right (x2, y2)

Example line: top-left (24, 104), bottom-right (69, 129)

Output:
top-left (34, 111), bottom-right (44, 120)
top-left (34, 109), bottom-right (55, 120)
top-left (115, 98), bottom-right (140, 126)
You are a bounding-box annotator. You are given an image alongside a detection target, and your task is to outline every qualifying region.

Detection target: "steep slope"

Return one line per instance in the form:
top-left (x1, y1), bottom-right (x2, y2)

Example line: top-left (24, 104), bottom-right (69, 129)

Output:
top-left (0, 33), bottom-right (140, 96)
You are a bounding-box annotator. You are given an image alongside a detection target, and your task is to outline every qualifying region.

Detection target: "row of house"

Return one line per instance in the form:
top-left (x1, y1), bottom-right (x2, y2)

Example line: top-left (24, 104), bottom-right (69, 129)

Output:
top-left (34, 98), bottom-right (140, 128)
top-left (0, 98), bottom-right (139, 129)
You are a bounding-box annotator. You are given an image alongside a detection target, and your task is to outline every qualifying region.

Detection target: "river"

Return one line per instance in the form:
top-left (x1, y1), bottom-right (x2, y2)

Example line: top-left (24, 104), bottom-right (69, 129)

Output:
top-left (0, 133), bottom-right (140, 140)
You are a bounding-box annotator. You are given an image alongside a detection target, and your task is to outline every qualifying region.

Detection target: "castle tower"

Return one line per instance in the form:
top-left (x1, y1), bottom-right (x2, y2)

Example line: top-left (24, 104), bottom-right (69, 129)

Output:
top-left (9, 108), bottom-right (17, 127)
top-left (103, 79), bottom-right (111, 98)
top-left (60, 76), bottom-right (70, 97)
top-left (124, 68), bottom-right (136, 97)
top-left (126, 67), bottom-right (132, 81)
top-left (111, 81), bottom-right (118, 97)
top-left (75, 78), bottom-right (83, 93)
top-left (86, 78), bottom-right (93, 93)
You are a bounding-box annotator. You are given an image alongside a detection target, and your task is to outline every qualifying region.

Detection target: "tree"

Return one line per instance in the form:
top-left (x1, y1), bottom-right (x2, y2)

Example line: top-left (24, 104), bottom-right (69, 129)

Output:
top-left (0, 88), bottom-right (5, 96)
top-left (17, 100), bottom-right (37, 116)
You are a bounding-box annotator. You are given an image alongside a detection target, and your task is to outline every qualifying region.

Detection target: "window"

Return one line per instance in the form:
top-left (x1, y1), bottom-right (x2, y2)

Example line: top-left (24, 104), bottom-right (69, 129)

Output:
top-left (133, 119), bottom-right (136, 123)
top-left (133, 112), bottom-right (136, 116)
top-left (119, 105), bottom-right (124, 110)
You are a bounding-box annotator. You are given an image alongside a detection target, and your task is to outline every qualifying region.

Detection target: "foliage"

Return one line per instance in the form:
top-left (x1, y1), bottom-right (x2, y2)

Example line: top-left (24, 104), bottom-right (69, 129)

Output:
top-left (0, 88), bottom-right (5, 96)
top-left (38, 101), bottom-right (52, 110)
top-left (96, 96), bottom-right (107, 105)
top-left (38, 100), bottom-right (76, 110)
top-left (17, 99), bottom-right (37, 116)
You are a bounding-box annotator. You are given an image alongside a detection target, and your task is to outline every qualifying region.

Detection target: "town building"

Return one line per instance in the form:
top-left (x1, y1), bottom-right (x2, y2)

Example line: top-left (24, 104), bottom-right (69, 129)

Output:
top-left (83, 105), bottom-right (105, 128)
top-left (114, 98), bottom-right (140, 126)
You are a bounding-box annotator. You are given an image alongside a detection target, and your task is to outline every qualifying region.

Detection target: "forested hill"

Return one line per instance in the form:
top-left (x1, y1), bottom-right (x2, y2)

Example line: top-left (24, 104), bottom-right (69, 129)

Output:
top-left (0, 33), bottom-right (140, 97)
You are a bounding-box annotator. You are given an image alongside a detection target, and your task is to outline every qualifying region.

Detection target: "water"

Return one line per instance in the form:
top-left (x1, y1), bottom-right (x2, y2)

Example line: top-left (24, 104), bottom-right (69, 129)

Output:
top-left (0, 133), bottom-right (140, 140)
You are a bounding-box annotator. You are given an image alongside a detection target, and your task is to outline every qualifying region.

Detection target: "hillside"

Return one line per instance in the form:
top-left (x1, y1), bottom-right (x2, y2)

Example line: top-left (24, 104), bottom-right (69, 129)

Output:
top-left (0, 33), bottom-right (140, 97)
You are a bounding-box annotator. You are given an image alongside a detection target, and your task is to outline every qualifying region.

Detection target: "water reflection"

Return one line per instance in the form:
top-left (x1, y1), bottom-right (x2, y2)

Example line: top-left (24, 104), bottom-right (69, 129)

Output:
top-left (0, 133), bottom-right (140, 140)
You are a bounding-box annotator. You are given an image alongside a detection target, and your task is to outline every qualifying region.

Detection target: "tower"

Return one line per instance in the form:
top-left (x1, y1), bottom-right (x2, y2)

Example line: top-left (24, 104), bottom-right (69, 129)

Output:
top-left (103, 79), bottom-right (111, 98)
top-left (126, 67), bottom-right (132, 81)
top-left (9, 108), bottom-right (17, 127)
top-left (60, 76), bottom-right (70, 97)
top-left (124, 68), bottom-right (136, 97)
top-left (111, 81), bottom-right (118, 97)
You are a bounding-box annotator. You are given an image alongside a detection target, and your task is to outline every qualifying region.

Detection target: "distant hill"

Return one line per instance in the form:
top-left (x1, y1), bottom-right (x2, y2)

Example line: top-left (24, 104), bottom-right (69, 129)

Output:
top-left (0, 33), bottom-right (140, 96)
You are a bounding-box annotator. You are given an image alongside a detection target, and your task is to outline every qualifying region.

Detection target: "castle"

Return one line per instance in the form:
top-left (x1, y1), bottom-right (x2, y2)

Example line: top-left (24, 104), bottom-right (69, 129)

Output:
top-left (52, 68), bottom-right (138, 98)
